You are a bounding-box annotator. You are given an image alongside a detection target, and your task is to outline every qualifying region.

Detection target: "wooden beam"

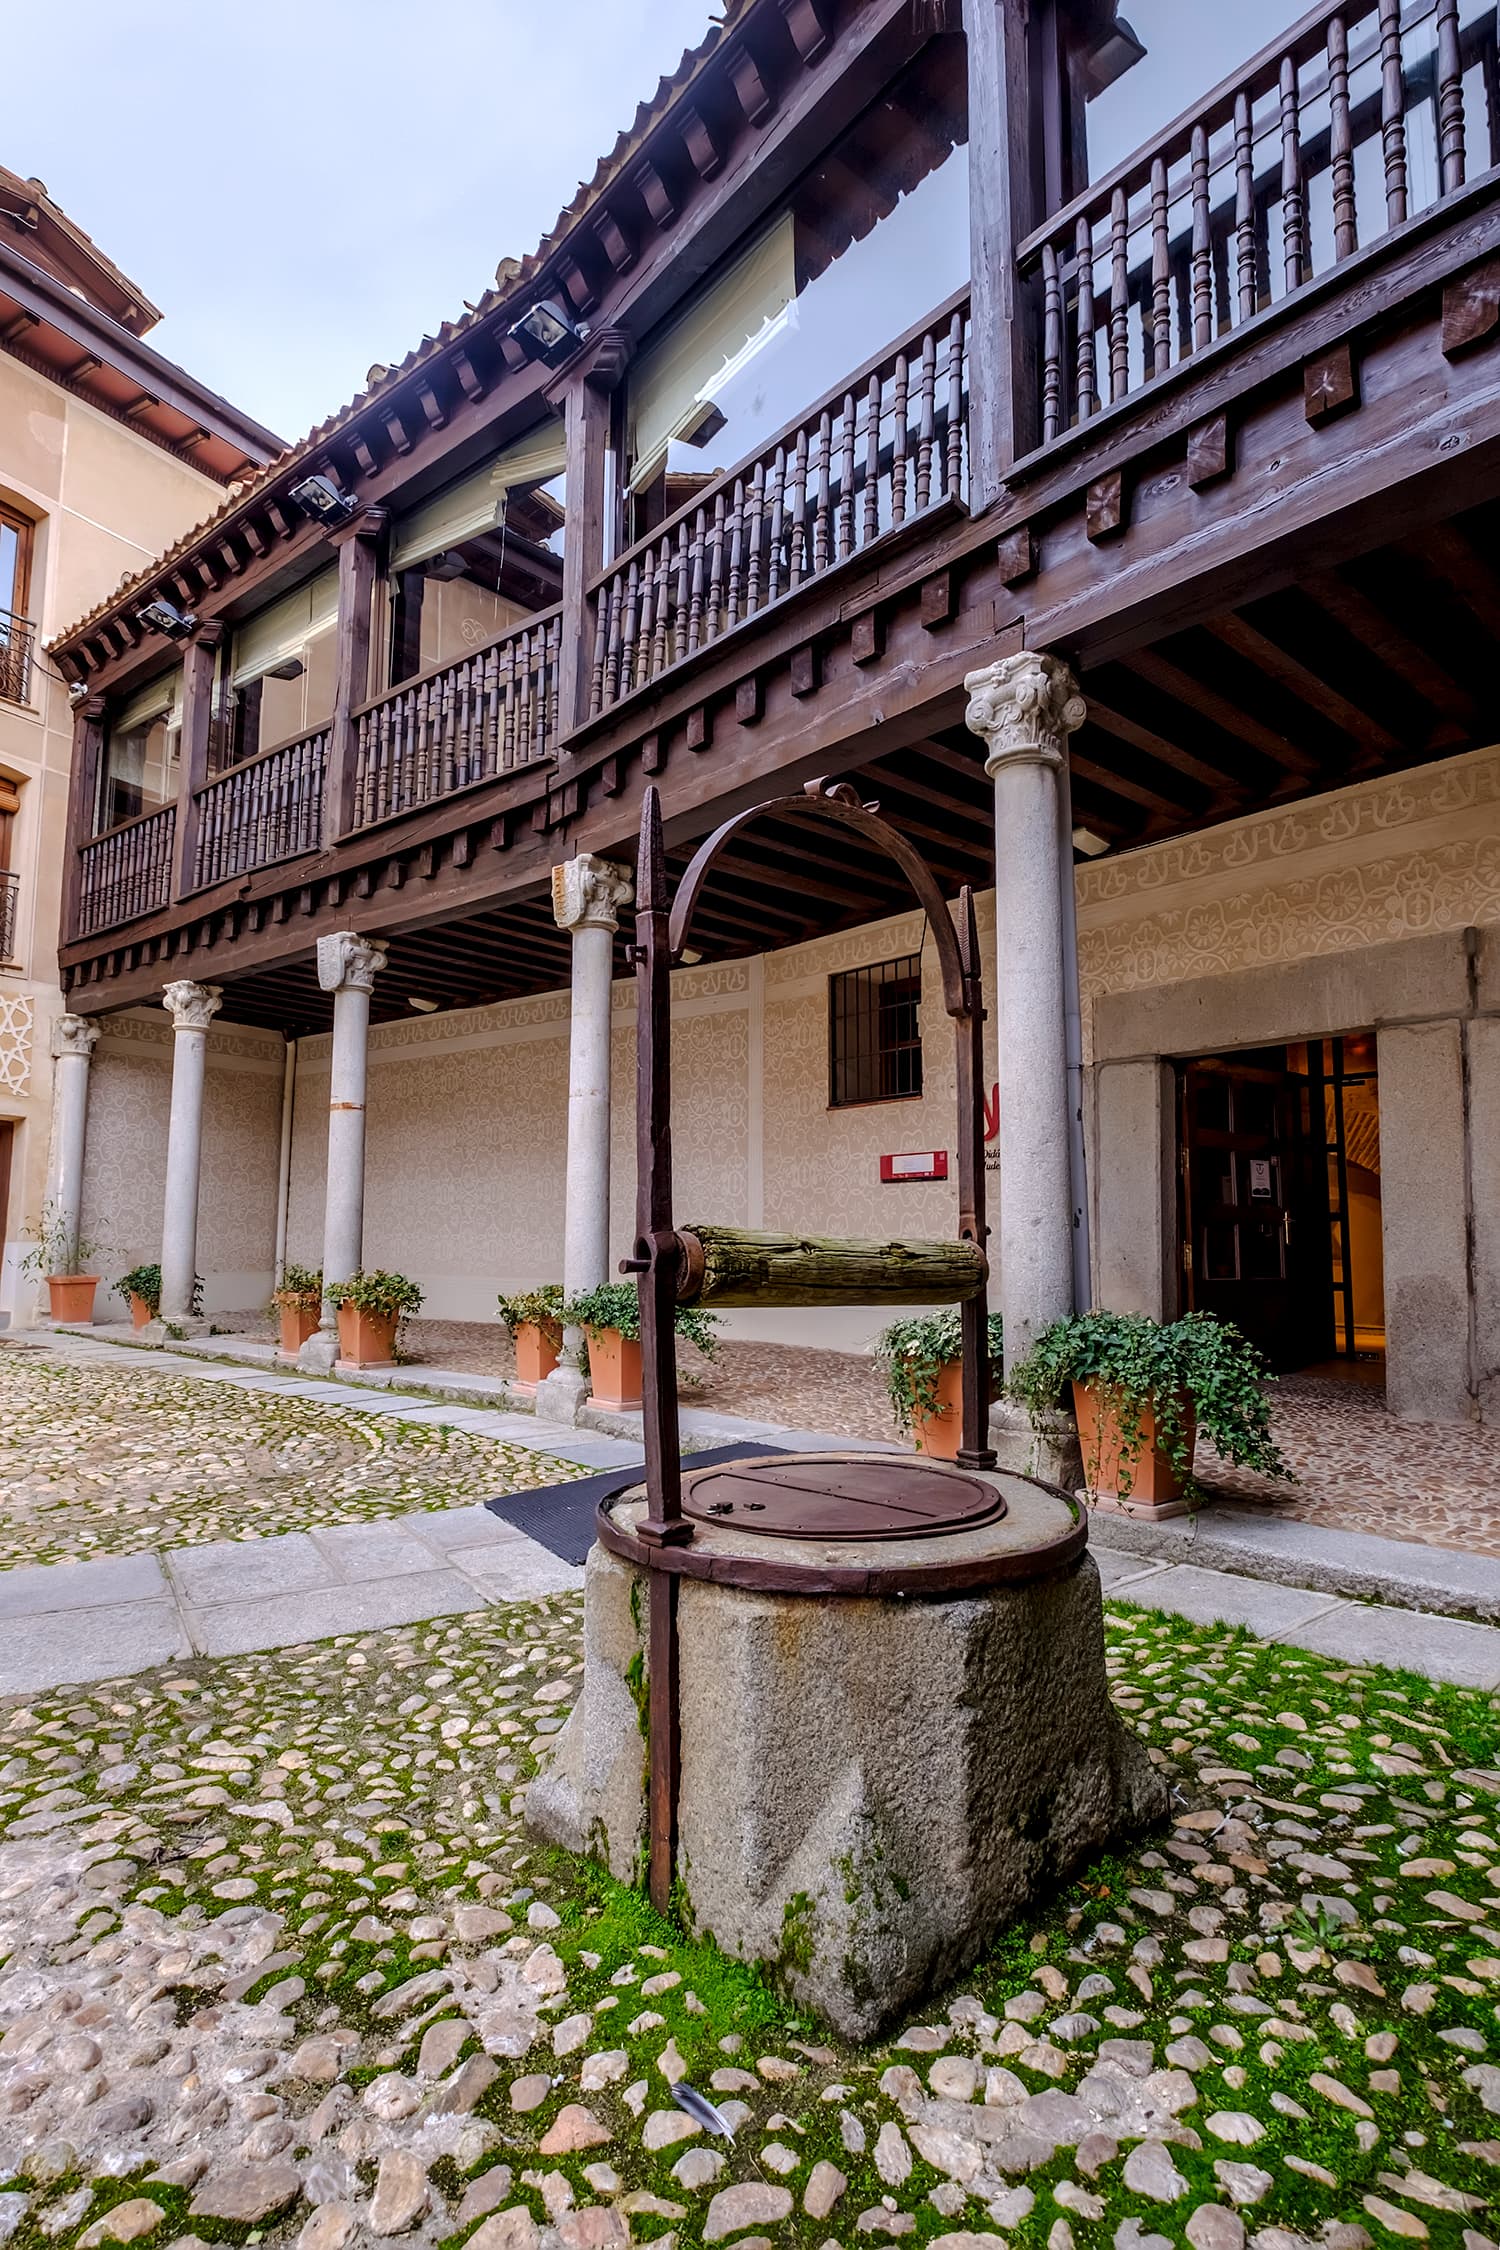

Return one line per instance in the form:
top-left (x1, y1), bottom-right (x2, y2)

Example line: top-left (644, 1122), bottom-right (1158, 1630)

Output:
top-left (1407, 523), bottom-right (1500, 645)
top-left (1069, 746), bottom-right (1191, 820)
top-left (1119, 650), bottom-right (1317, 776)
top-left (1085, 694), bottom-right (1245, 795)
top-left (1206, 614), bottom-right (1404, 757)
top-left (1300, 570), bottom-right (1478, 733)
top-left (965, 0), bottom-right (1040, 502)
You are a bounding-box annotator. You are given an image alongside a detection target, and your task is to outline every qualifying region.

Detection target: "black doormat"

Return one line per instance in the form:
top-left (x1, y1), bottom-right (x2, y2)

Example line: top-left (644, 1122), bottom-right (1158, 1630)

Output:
top-left (484, 1443), bottom-right (786, 1567)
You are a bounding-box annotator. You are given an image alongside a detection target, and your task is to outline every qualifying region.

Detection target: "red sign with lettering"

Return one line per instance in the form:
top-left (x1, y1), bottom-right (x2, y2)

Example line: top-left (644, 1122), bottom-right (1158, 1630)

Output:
top-left (880, 1150), bottom-right (948, 1183)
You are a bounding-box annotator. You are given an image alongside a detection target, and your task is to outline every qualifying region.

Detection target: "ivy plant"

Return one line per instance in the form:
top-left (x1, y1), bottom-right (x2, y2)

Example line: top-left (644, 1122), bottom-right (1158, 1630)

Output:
top-left (332, 1268), bottom-right (425, 1325)
top-left (562, 1280), bottom-right (721, 1360)
top-left (116, 1263), bottom-right (205, 1317)
top-left (875, 1307), bottom-right (1004, 1435)
top-left (1007, 1307), bottom-right (1293, 1500)
top-left (272, 1263), bottom-right (323, 1315)
top-left (497, 1283), bottom-right (565, 1336)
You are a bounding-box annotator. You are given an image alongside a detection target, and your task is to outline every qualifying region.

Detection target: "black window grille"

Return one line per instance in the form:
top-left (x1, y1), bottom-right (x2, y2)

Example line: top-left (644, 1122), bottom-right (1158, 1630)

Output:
top-left (829, 953), bottom-right (923, 1107)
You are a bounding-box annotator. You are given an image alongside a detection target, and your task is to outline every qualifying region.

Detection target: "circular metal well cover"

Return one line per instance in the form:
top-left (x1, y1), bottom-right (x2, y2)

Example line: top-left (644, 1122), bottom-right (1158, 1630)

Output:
top-left (680, 1456), bottom-right (1007, 1542)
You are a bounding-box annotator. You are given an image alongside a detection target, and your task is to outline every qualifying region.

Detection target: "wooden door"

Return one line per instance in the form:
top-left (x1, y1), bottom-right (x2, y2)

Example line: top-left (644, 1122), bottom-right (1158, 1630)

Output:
top-left (1178, 1052), bottom-right (1331, 1370)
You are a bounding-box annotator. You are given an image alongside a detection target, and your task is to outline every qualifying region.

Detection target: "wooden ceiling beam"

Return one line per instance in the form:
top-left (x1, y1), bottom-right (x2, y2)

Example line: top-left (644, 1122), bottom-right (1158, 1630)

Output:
top-left (1406, 523), bottom-right (1500, 647)
top-left (1084, 694), bottom-right (1245, 794)
top-left (1206, 613), bottom-right (1405, 758)
top-left (1068, 750), bottom-right (1185, 819)
top-left (1299, 571), bottom-right (1476, 733)
top-left (1114, 652), bottom-right (1315, 777)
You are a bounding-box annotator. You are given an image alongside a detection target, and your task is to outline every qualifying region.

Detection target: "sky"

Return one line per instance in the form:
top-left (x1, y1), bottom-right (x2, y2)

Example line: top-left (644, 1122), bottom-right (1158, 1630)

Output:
top-left (5, 0), bottom-right (1285, 454)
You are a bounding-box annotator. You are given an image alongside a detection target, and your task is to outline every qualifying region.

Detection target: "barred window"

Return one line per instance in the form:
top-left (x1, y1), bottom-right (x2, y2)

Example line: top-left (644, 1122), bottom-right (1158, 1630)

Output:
top-left (829, 954), bottom-right (923, 1107)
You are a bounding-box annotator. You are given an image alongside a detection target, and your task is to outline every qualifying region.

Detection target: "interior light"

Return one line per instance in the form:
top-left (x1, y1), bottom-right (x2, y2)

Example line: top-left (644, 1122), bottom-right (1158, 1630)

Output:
top-left (289, 473), bottom-right (358, 525)
top-left (408, 995), bottom-right (440, 1013)
top-left (1071, 826), bottom-right (1110, 858)
top-left (136, 598), bottom-right (197, 640)
top-left (508, 299), bottom-right (588, 369)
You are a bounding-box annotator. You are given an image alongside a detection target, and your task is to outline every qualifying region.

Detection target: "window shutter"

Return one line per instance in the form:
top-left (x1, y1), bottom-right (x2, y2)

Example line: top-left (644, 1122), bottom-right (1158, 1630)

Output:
top-left (230, 566), bottom-right (341, 687)
top-left (389, 422), bottom-right (568, 572)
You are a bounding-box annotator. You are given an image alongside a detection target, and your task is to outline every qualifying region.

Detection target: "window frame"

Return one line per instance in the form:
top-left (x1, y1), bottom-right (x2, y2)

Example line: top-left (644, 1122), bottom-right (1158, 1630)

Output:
top-left (0, 502), bottom-right (33, 621)
top-left (827, 952), bottom-right (925, 1110)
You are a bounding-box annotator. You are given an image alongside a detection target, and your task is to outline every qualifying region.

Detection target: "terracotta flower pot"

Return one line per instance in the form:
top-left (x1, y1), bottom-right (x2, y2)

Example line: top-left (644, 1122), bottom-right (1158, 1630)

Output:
top-left (514, 1319), bottom-right (562, 1391)
top-left (278, 1303), bottom-right (321, 1356)
top-left (47, 1275), bottom-right (99, 1324)
top-left (128, 1293), bottom-right (154, 1330)
top-left (1072, 1379), bottom-right (1196, 1514)
top-left (912, 1359), bottom-right (965, 1460)
top-left (337, 1301), bottom-right (399, 1369)
top-left (585, 1325), bottom-right (643, 1411)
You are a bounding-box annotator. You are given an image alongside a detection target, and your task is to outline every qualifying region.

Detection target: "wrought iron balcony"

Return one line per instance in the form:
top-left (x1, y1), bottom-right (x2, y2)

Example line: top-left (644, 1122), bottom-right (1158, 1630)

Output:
top-left (0, 609), bottom-right (34, 706)
top-left (0, 869), bottom-right (17, 963)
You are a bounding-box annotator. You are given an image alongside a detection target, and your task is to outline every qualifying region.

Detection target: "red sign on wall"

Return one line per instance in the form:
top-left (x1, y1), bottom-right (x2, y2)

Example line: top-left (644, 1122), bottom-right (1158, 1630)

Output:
top-left (880, 1150), bottom-right (949, 1183)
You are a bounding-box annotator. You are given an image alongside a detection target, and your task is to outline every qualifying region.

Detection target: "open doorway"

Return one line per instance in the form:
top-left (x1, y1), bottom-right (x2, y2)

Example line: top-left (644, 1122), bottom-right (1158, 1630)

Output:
top-left (1176, 1035), bottom-right (1383, 1376)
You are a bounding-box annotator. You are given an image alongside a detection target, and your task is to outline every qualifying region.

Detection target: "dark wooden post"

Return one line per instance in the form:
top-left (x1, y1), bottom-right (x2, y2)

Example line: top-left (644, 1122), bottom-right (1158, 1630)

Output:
top-left (171, 621), bottom-right (225, 901)
top-left (965, 0), bottom-right (1043, 505)
top-left (325, 506), bottom-right (387, 839)
top-left (556, 331), bottom-right (630, 741)
top-left (61, 695), bottom-right (106, 943)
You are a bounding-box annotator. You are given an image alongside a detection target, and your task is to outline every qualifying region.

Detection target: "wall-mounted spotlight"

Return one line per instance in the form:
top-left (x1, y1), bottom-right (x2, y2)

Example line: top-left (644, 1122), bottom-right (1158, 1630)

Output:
top-left (289, 473), bottom-right (358, 526)
top-left (136, 598), bottom-right (197, 640)
top-left (67, 680), bottom-right (89, 704)
top-left (407, 995), bottom-right (440, 1013)
top-left (1071, 826), bottom-right (1110, 858)
top-left (507, 298), bottom-right (589, 369)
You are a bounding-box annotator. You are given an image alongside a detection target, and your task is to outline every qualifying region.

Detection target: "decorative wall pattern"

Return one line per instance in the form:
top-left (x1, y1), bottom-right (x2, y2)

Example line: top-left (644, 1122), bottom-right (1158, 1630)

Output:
top-left (0, 992), bottom-right (33, 1095)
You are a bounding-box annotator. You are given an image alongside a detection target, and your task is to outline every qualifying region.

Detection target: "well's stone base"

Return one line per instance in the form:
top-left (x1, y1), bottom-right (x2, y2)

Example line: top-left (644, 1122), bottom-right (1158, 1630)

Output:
top-left (527, 1473), bottom-right (1166, 2041)
top-left (989, 1397), bottom-right (1083, 1489)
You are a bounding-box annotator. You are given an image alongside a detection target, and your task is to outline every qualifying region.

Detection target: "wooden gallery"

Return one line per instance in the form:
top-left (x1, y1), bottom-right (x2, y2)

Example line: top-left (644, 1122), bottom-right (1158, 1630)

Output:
top-left (32, 0), bottom-right (1500, 1446)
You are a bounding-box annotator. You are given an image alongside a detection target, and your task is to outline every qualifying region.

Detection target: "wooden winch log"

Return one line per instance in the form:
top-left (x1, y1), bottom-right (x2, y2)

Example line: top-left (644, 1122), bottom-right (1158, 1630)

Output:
top-left (674, 1224), bottom-right (987, 1308)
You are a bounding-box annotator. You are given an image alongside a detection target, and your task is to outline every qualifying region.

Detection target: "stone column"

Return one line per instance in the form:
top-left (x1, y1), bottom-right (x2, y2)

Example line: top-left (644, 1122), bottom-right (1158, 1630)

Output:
top-left (299, 931), bottom-right (387, 1373)
top-left (534, 853), bottom-right (633, 1423)
top-left (145, 980), bottom-right (223, 1339)
top-left (965, 650), bottom-right (1087, 1471)
top-left (45, 1013), bottom-right (101, 1287)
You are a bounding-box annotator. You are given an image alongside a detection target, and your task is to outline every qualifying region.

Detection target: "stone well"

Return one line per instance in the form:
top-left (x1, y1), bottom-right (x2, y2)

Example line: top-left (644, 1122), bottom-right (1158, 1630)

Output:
top-left (527, 1453), bottom-right (1166, 2040)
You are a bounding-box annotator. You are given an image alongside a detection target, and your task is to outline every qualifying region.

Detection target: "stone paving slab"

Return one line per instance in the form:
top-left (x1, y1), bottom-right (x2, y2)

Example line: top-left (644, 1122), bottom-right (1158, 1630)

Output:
top-left (1282, 1591), bottom-right (1500, 1686)
top-left (445, 1536), bottom-right (584, 1598)
top-left (166, 1529), bottom-right (338, 1606)
top-left (308, 1520), bottom-right (455, 1581)
top-left (183, 1565), bottom-right (488, 1656)
top-left (0, 1596), bottom-right (192, 1694)
top-left (1111, 1559), bottom-right (1345, 1634)
top-left (0, 1547), bottom-right (169, 1617)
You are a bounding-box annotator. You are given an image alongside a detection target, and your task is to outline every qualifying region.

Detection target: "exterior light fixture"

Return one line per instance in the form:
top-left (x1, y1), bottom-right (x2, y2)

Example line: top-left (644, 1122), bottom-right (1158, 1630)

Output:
top-left (507, 298), bottom-right (588, 369)
top-left (407, 995), bottom-right (440, 1013)
top-left (1071, 826), bottom-right (1110, 858)
top-left (136, 598), bottom-right (197, 639)
top-left (289, 473), bottom-right (358, 525)
top-left (67, 680), bottom-right (89, 704)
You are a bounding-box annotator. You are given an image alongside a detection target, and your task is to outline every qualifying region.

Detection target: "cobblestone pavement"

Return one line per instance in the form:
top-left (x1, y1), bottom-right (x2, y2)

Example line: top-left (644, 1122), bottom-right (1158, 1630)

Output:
top-left (2, 1595), bottom-right (1499, 2250)
top-left (0, 1352), bottom-right (577, 1573)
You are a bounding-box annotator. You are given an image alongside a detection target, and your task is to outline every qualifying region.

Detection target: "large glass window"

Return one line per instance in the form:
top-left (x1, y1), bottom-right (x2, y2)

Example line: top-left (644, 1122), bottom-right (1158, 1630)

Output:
top-left (385, 421), bottom-right (567, 686)
top-left (219, 567), bottom-right (340, 768)
top-left (619, 37), bottom-right (968, 547)
top-left (99, 669), bottom-right (181, 830)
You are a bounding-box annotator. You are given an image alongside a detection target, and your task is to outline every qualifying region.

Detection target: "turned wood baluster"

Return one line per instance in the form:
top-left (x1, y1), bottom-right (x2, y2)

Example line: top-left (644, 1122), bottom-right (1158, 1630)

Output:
top-left (811, 410), bottom-right (830, 574)
top-left (1190, 124), bottom-right (1213, 346)
top-left (620, 562), bottom-right (642, 696)
top-left (1234, 90), bottom-right (1257, 322)
top-left (838, 393), bottom-right (857, 560)
top-left (915, 328), bottom-right (937, 507)
top-left (1109, 185), bottom-right (1131, 401)
top-left (726, 478), bottom-right (746, 627)
top-left (891, 352), bottom-right (909, 523)
top-left (1150, 156), bottom-right (1172, 376)
top-left (863, 373), bottom-right (882, 546)
top-left (946, 310), bottom-right (965, 498)
top-left (687, 514), bottom-right (706, 653)
top-left (708, 491), bottom-right (727, 641)
top-left (602, 576), bottom-right (624, 708)
top-left (1075, 216), bottom-right (1099, 418)
top-left (1041, 241), bottom-right (1063, 440)
top-left (673, 519), bottom-right (692, 660)
top-left (1378, 0), bottom-right (1409, 224)
top-left (1328, 14), bottom-right (1358, 259)
top-left (767, 447), bottom-right (787, 603)
top-left (635, 551), bottom-right (659, 690)
top-left (650, 539), bottom-right (671, 676)
top-left (498, 642), bottom-right (514, 769)
top-left (1436, 0), bottom-right (1466, 192)
top-left (745, 464), bottom-right (766, 615)
top-left (789, 428), bottom-right (809, 586)
top-left (1280, 54), bottom-right (1306, 294)
top-left (588, 584), bottom-right (609, 719)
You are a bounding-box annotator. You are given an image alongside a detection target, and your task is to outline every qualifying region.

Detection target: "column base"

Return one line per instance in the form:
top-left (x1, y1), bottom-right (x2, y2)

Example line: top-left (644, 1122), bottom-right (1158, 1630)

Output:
top-left (140, 1316), bottom-right (210, 1345)
top-left (533, 1363), bottom-right (590, 1426)
top-left (297, 1326), bottom-right (341, 1374)
top-left (989, 1396), bottom-right (1083, 1490)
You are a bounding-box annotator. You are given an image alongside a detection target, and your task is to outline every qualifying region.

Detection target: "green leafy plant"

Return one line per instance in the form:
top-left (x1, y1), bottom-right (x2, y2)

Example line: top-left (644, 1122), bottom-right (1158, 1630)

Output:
top-left (875, 1307), bottom-right (1004, 1435)
top-left (496, 1283), bottom-right (564, 1336)
top-left (272, 1263), bottom-right (323, 1315)
top-left (117, 1262), bottom-right (162, 1316)
top-left (562, 1280), bottom-right (721, 1360)
top-left (21, 1201), bottom-right (105, 1280)
top-left (332, 1268), bottom-right (425, 1325)
top-left (1007, 1307), bottom-right (1292, 1500)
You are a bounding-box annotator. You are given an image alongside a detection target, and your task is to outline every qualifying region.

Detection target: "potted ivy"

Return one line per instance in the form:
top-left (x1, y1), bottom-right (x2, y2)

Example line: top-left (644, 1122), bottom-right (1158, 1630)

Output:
top-left (272, 1263), bottom-right (323, 1357)
top-left (118, 1261), bottom-right (161, 1329)
top-left (1008, 1308), bottom-right (1292, 1515)
top-left (561, 1281), bottom-right (721, 1412)
top-left (497, 1283), bottom-right (565, 1391)
top-left (332, 1268), bottom-right (424, 1369)
top-left (22, 1203), bottom-right (104, 1325)
top-left (875, 1307), bottom-right (1004, 1461)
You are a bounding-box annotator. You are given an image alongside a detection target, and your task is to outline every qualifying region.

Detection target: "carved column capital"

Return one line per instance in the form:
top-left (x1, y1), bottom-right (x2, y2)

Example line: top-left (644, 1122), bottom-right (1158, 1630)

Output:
top-left (316, 930), bottom-right (388, 994)
top-left (963, 650), bottom-right (1086, 775)
top-left (162, 980), bottom-right (223, 1033)
top-left (51, 1013), bottom-right (100, 1062)
top-left (551, 853), bottom-right (634, 935)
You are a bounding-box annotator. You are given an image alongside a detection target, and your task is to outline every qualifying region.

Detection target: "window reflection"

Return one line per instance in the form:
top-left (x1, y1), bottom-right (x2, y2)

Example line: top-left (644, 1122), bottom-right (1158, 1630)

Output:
top-left (99, 670), bottom-right (181, 830)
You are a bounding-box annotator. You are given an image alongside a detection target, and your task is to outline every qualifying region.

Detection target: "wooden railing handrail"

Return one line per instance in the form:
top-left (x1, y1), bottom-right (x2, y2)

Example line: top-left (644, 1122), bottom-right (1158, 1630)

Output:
top-left (352, 602), bottom-right (564, 724)
top-left (193, 720), bottom-right (331, 797)
top-left (1016, 0), bottom-right (1405, 264)
top-left (588, 285), bottom-right (972, 597)
top-left (82, 801), bottom-right (177, 852)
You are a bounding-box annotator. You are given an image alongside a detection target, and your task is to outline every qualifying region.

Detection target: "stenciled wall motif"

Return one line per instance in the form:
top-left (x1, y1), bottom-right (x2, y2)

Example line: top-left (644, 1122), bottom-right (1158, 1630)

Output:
top-left (0, 992), bottom-right (33, 1095)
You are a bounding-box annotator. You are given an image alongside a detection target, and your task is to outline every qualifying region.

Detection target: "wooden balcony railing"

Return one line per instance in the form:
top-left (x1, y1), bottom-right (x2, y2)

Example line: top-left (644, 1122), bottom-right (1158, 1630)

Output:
top-left (352, 606), bottom-right (562, 830)
top-left (1017, 0), bottom-right (1497, 445)
top-left (192, 724), bottom-right (330, 890)
top-left (76, 804), bottom-right (175, 937)
top-left (587, 294), bottom-right (969, 720)
top-left (0, 608), bottom-right (35, 706)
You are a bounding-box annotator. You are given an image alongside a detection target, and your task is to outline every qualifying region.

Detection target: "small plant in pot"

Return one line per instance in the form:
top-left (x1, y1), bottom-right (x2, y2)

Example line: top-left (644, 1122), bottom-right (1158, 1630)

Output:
top-left (876, 1307), bottom-right (1004, 1460)
top-left (1008, 1308), bottom-right (1292, 1514)
top-left (561, 1281), bottom-right (721, 1412)
top-left (117, 1262), bottom-right (161, 1328)
top-left (272, 1263), bottom-right (323, 1356)
top-left (497, 1283), bottom-right (565, 1390)
top-left (331, 1268), bottom-right (424, 1369)
top-left (22, 1202), bottom-right (105, 1324)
